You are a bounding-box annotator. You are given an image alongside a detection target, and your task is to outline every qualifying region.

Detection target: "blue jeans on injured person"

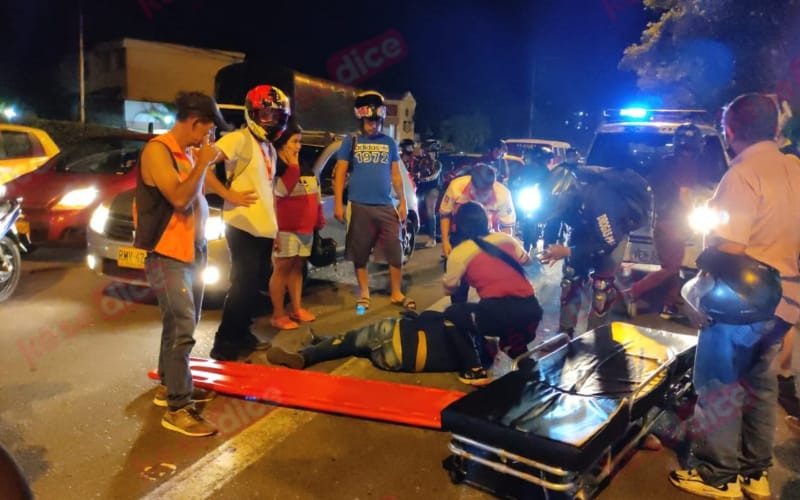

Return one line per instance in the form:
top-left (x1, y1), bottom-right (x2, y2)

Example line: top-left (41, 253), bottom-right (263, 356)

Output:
top-left (691, 316), bottom-right (791, 485)
top-left (144, 241), bottom-right (207, 411)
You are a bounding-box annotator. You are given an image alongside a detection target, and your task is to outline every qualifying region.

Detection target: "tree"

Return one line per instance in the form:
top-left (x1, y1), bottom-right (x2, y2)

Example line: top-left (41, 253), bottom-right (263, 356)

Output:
top-left (439, 112), bottom-right (492, 152)
top-left (620, 0), bottom-right (800, 110)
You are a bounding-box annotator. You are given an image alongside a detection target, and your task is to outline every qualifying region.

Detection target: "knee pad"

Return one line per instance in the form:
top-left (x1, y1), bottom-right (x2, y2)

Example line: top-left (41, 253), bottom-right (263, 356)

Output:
top-left (591, 276), bottom-right (618, 317)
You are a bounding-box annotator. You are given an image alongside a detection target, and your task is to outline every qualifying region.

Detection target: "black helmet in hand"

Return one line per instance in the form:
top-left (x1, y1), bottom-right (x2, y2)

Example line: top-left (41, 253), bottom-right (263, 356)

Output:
top-left (682, 248), bottom-right (782, 325)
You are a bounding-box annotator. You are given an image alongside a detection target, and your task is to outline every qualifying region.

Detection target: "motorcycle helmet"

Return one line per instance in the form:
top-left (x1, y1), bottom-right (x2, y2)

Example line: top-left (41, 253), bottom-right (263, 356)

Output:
top-left (245, 85), bottom-right (291, 142)
top-left (673, 123), bottom-right (704, 155)
top-left (422, 139), bottom-right (441, 153)
top-left (354, 91), bottom-right (386, 121)
top-left (308, 234), bottom-right (337, 268)
top-left (681, 247), bottom-right (782, 324)
top-left (399, 139), bottom-right (416, 156)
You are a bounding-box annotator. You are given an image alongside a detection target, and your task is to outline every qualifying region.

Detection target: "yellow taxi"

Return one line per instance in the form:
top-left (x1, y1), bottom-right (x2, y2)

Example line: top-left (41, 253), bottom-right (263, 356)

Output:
top-left (0, 124), bottom-right (60, 185)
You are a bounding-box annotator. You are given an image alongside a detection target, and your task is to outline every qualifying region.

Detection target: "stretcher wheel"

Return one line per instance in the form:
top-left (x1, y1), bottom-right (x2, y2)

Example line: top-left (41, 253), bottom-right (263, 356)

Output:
top-left (447, 456), bottom-right (467, 484)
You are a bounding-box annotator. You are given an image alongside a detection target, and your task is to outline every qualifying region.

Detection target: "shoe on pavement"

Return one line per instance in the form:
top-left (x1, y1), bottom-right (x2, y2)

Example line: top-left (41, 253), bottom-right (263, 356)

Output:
top-left (153, 385), bottom-right (217, 408)
top-left (457, 367), bottom-right (493, 387)
top-left (266, 346), bottom-right (306, 369)
top-left (740, 472), bottom-right (770, 500)
top-left (640, 433), bottom-right (663, 451)
top-left (660, 304), bottom-right (686, 321)
top-left (161, 405), bottom-right (218, 437)
top-left (668, 469), bottom-right (742, 499)
top-left (242, 334), bottom-right (272, 351)
top-left (271, 316), bottom-right (299, 330)
top-left (423, 239), bottom-right (437, 248)
top-left (290, 308), bottom-right (316, 323)
top-left (778, 374), bottom-right (800, 417)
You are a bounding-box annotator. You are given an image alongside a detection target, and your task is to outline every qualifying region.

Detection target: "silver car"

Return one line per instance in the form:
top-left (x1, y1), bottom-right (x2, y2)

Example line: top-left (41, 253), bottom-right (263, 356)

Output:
top-left (86, 131), bottom-right (419, 296)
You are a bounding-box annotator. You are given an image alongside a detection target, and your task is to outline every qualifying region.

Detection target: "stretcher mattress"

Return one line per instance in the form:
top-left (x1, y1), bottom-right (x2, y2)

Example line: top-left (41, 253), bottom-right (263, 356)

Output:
top-left (441, 322), bottom-right (697, 471)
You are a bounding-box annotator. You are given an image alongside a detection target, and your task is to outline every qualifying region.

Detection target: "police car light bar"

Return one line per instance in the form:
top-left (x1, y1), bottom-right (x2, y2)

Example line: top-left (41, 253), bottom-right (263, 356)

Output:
top-left (602, 108), bottom-right (711, 123)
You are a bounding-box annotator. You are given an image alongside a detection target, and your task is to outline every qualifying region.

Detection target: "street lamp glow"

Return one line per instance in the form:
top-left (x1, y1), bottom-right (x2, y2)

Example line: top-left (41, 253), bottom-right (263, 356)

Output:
top-left (3, 107), bottom-right (17, 120)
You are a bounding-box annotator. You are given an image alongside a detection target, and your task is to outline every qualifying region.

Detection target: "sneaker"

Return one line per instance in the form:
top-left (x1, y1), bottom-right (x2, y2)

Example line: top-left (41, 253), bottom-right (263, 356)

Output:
top-left (740, 472), bottom-right (770, 500)
top-left (161, 405), bottom-right (218, 437)
top-left (423, 239), bottom-right (437, 248)
top-left (778, 374), bottom-right (800, 417)
top-left (668, 469), bottom-right (742, 499)
top-left (266, 346), bottom-right (306, 369)
top-left (290, 308), bottom-right (316, 323)
top-left (242, 334), bottom-right (272, 351)
top-left (458, 367), bottom-right (493, 387)
top-left (271, 316), bottom-right (299, 330)
top-left (153, 385), bottom-right (217, 408)
top-left (660, 304), bottom-right (686, 321)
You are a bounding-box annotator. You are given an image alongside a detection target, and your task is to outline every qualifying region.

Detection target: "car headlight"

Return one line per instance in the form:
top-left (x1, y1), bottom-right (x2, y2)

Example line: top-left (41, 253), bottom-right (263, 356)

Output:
top-left (688, 205), bottom-right (729, 234)
top-left (517, 186), bottom-right (542, 213)
top-left (89, 203), bottom-right (110, 234)
top-left (204, 214), bottom-right (225, 240)
top-left (53, 187), bottom-right (99, 211)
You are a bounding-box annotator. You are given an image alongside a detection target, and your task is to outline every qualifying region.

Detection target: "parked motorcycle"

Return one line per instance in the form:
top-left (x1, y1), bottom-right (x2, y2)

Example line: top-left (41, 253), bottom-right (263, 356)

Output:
top-left (0, 186), bottom-right (24, 302)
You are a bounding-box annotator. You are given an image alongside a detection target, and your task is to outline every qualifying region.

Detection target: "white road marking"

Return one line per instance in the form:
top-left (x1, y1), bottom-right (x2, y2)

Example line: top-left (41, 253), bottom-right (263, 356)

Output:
top-left (142, 357), bottom-right (364, 499)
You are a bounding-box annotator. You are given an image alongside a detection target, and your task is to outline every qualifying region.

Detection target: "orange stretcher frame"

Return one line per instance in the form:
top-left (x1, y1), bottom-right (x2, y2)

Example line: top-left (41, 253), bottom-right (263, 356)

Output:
top-left (147, 357), bottom-right (466, 429)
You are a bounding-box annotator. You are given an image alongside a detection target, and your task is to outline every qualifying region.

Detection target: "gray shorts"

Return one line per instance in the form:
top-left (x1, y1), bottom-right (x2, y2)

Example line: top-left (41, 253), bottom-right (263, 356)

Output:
top-left (346, 202), bottom-right (402, 268)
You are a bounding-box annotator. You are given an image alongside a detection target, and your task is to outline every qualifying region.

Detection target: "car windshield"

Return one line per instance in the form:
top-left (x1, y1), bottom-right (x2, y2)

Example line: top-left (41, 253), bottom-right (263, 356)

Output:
top-left (586, 131), bottom-right (727, 182)
top-left (51, 138), bottom-right (147, 174)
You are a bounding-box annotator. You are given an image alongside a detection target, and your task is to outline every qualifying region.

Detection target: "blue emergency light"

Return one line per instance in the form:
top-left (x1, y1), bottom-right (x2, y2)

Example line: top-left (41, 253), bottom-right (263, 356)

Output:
top-left (619, 108), bottom-right (648, 119)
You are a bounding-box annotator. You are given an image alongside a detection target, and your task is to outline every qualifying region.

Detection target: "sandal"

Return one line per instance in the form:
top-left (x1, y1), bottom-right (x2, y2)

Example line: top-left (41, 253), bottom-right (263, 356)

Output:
top-left (290, 308), bottom-right (316, 322)
top-left (270, 316), bottom-right (299, 330)
top-left (356, 297), bottom-right (370, 311)
top-left (391, 296), bottom-right (417, 310)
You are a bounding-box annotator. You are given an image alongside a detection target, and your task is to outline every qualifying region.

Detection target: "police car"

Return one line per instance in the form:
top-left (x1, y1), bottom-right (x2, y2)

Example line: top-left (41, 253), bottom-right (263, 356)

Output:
top-left (584, 108), bottom-right (731, 273)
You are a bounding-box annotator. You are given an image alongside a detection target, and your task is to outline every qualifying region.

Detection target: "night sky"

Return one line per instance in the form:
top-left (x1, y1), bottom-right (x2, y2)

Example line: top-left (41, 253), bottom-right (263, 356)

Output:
top-left (1, 0), bottom-right (653, 147)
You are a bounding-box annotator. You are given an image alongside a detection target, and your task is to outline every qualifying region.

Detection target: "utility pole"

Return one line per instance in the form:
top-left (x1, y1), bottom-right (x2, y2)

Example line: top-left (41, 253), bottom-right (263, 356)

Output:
top-left (79, 1), bottom-right (86, 124)
top-left (528, 58), bottom-right (536, 137)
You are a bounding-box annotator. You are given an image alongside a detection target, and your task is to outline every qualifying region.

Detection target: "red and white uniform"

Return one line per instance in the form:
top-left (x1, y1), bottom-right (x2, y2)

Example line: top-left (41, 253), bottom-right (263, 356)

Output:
top-left (439, 175), bottom-right (516, 231)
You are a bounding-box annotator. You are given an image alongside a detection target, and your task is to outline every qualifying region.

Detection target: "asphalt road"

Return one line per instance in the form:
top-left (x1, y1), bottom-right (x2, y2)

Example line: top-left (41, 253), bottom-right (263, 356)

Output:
top-left (1, 240), bottom-right (799, 499)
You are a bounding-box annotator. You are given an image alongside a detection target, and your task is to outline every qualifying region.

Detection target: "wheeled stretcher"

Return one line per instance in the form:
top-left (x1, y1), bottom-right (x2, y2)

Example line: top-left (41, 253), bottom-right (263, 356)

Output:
top-left (441, 322), bottom-right (697, 499)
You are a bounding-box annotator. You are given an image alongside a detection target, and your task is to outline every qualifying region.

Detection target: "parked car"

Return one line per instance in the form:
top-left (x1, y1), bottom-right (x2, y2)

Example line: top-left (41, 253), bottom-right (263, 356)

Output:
top-left (86, 130), bottom-right (419, 297)
top-left (585, 108), bottom-right (730, 272)
top-left (3, 133), bottom-right (151, 247)
top-left (0, 124), bottom-right (60, 185)
top-left (504, 138), bottom-right (572, 169)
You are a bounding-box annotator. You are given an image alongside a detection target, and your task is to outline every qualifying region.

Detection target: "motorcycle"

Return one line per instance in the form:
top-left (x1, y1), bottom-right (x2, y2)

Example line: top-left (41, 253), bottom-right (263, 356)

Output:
top-left (513, 182), bottom-right (544, 252)
top-left (0, 185), bottom-right (25, 302)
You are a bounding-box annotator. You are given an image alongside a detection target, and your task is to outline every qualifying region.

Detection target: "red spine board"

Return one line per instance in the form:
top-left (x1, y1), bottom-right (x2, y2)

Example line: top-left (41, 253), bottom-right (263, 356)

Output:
top-left (148, 357), bottom-right (466, 429)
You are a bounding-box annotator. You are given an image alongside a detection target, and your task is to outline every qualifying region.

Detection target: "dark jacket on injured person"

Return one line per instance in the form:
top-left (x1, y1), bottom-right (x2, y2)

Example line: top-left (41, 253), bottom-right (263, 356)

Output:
top-left (291, 311), bottom-right (462, 372)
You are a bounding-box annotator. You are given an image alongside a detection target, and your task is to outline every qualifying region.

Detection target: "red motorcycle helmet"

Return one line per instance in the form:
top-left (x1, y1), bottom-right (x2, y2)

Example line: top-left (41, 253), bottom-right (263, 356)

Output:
top-left (244, 85), bottom-right (291, 142)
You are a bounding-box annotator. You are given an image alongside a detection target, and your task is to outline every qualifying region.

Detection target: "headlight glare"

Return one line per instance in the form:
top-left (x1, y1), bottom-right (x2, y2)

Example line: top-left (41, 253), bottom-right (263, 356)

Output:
top-left (688, 205), bottom-right (729, 234)
top-left (54, 187), bottom-right (99, 211)
top-left (89, 203), bottom-right (110, 234)
top-left (517, 186), bottom-right (542, 212)
top-left (204, 215), bottom-right (225, 240)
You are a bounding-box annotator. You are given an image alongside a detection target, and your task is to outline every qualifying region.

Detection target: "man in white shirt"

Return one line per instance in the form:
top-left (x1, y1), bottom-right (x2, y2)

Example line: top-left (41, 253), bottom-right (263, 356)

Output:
top-left (210, 85), bottom-right (289, 361)
top-left (670, 93), bottom-right (800, 499)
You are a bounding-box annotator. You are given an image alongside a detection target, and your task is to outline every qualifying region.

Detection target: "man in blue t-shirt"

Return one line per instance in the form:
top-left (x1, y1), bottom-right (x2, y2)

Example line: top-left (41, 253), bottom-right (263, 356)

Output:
top-left (333, 91), bottom-right (415, 311)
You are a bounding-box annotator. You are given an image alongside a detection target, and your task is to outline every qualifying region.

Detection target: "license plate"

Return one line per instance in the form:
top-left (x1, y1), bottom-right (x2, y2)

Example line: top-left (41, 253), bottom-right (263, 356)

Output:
top-left (117, 246), bottom-right (147, 269)
top-left (15, 220), bottom-right (30, 236)
top-left (628, 243), bottom-right (659, 265)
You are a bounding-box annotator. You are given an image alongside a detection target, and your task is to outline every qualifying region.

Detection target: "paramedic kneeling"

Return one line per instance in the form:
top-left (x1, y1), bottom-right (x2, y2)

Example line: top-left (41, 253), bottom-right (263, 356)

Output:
top-left (443, 201), bottom-right (542, 386)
